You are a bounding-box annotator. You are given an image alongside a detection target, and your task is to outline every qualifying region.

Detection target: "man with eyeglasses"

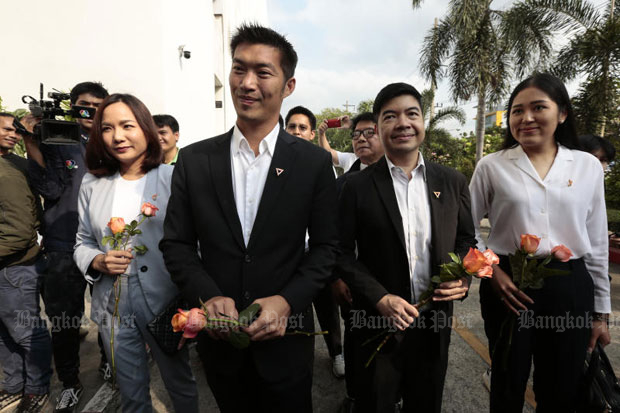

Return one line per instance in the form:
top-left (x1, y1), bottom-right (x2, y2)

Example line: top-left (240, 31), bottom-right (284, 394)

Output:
top-left (330, 112), bottom-right (384, 412)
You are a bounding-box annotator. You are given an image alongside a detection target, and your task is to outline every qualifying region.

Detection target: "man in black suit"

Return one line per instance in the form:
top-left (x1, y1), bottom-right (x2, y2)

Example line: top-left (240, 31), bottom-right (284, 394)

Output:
top-left (160, 24), bottom-right (338, 413)
top-left (337, 83), bottom-right (476, 413)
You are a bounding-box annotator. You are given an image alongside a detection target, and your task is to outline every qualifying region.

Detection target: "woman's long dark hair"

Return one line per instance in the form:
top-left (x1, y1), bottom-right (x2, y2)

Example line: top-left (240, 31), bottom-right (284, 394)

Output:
top-left (86, 93), bottom-right (163, 177)
top-left (502, 73), bottom-right (581, 150)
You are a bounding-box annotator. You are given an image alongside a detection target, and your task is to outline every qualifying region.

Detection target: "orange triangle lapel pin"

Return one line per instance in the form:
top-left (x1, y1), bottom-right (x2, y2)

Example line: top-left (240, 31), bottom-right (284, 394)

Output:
top-left (276, 168), bottom-right (284, 176)
top-left (433, 191), bottom-right (441, 199)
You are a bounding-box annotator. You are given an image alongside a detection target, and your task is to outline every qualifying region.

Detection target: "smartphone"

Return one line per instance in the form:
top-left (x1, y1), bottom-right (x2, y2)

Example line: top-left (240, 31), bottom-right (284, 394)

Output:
top-left (326, 118), bottom-right (341, 128)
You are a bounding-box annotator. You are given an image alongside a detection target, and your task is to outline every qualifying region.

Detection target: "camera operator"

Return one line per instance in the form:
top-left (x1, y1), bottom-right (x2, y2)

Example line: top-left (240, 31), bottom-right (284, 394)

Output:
top-left (22, 81), bottom-right (108, 413)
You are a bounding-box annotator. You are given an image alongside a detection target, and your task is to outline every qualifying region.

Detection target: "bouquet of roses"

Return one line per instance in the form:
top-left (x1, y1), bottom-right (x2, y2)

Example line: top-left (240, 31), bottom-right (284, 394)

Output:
top-left (364, 247), bottom-right (499, 367)
top-left (103, 201), bottom-right (159, 382)
top-left (508, 234), bottom-right (572, 290)
top-left (495, 233), bottom-right (572, 369)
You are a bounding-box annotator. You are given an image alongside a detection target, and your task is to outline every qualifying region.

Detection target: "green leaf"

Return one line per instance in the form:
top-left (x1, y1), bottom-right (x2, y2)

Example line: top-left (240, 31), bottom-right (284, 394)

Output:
top-left (133, 245), bottom-right (148, 255)
top-left (130, 220), bottom-right (138, 229)
top-left (133, 229), bottom-right (142, 235)
top-left (418, 286), bottom-right (435, 304)
top-left (448, 252), bottom-right (460, 263)
top-left (238, 303), bottom-right (261, 326)
top-left (431, 275), bottom-right (442, 284)
top-left (227, 330), bottom-right (251, 349)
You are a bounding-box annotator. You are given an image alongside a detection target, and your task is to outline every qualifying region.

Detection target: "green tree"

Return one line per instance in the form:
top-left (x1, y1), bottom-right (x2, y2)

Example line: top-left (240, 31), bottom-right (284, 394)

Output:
top-left (315, 107), bottom-right (354, 153)
top-left (522, 0), bottom-right (620, 137)
top-left (356, 99), bottom-right (374, 114)
top-left (414, 0), bottom-right (558, 163)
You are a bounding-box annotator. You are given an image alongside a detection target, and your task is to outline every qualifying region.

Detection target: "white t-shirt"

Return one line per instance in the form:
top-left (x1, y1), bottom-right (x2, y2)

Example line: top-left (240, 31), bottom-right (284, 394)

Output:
top-left (111, 173), bottom-right (147, 274)
top-left (335, 150), bottom-right (358, 172)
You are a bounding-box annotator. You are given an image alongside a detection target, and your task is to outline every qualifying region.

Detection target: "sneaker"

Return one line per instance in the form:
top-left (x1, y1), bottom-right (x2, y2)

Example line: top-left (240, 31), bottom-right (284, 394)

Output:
top-left (482, 367), bottom-right (491, 391)
top-left (0, 389), bottom-right (23, 409)
top-left (16, 393), bottom-right (48, 413)
top-left (54, 385), bottom-right (82, 413)
top-left (98, 361), bottom-right (112, 383)
top-left (332, 353), bottom-right (345, 378)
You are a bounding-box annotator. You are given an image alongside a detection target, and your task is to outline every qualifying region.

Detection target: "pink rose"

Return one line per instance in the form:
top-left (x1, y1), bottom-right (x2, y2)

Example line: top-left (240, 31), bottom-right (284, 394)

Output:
top-left (520, 234), bottom-right (541, 254)
top-left (477, 265), bottom-right (493, 278)
top-left (482, 249), bottom-right (500, 266)
top-left (107, 217), bottom-right (126, 235)
top-left (141, 202), bottom-right (159, 217)
top-left (551, 245), bottom-right (572, 262)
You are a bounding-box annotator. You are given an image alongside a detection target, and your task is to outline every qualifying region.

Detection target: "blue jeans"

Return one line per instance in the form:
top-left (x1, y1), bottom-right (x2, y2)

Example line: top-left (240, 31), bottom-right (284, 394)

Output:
top-left (0, 260), bottom-right (53, 395)
top-left (98, 275), bottom-right (198, 413)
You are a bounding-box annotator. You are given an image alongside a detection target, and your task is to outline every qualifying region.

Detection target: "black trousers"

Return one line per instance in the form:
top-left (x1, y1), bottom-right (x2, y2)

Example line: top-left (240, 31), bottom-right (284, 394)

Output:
top-left (40, 251), bottom-right (86, 387)
top-left (480, 256), bottom-right (593, 413)
top-left (314, 284), bottom-right (343, 358)
top-left (342, 302), bottom-right (358, 399)
top-left (197, 335), bottom-right (314, 413)
top-left (354, 306), bottom-right (452, 413)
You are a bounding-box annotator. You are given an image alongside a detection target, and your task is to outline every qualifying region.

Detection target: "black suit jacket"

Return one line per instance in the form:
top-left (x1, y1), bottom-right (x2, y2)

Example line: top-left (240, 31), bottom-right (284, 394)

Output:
top-left (160, 128), bottom-right (338, 379)
top-left (337, 156), bottom-right (476, 318)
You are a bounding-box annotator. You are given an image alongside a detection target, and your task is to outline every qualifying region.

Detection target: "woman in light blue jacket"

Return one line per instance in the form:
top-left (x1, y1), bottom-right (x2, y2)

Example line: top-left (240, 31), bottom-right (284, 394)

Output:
top-left (74, 94), bottom-right (198, 413)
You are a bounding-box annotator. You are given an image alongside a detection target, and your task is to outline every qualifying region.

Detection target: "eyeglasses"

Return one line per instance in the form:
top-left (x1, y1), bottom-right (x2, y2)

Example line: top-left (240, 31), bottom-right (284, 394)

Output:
top-left (352, 128), bottom-right (376, 140)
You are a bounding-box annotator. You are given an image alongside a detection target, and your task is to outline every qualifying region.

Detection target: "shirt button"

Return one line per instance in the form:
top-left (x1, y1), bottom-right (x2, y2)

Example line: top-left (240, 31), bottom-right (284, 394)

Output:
top-left (541, 209), bottom-right (546, 214)
top-left (140, 266), bottom-right (148, 272)
top-left (249, 198), bottom-right (254, 204)
top-left (414, 255), bottom-right (419, 260)
top-left (243, 291), bottom-right (251, 300)
top-left (244, 254), bottom-right (251, 263)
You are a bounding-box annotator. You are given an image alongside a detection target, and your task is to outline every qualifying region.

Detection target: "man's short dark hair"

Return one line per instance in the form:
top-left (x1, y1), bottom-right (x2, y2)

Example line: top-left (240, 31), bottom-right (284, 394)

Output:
top-left (230, 23), bottom-right (298, 80)
top-left (153, 114), bottom-right (179, 133)
top-left (0, 113), bottom-right (15, 120)
top-left (70, 82), bottom-right (109, 105)
top-left (351, 112), bottom-right (375, 131)
top-left (580, 134), bottom-right (616, 163)
top-left (285, 106), bottom-right (316, 130)
top-left (373, 83), bottom-right (423, 120)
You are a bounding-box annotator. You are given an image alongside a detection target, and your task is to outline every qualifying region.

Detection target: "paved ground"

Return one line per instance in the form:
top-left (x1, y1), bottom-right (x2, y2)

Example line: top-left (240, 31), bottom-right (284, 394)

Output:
top-left (6, 263), bottom-right (620, 412)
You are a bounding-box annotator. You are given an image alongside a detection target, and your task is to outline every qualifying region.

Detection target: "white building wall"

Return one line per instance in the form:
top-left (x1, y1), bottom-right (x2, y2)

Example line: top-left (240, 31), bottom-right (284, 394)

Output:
top-left (1, 0), bottom-right (268, 147)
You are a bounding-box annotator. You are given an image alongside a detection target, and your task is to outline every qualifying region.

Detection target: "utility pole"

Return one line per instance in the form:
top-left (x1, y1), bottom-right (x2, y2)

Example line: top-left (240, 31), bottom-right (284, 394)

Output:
top-left (342, 100), bottom-right (355, 112)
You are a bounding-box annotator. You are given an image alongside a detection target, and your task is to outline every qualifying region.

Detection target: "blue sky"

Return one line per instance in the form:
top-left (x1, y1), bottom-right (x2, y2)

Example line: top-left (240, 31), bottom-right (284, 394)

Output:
top-left (266, 0), bottom-right (606, 134)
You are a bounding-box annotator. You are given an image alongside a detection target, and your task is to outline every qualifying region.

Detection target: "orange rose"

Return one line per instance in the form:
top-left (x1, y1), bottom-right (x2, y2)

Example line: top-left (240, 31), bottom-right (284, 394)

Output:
top-left (107, 217), bottom-right (126, 235)
top-left (477, 265), bottom-right (493, 278)
top-left (520, 234), bottom-right (541, 254)
top-left (141, 202), bottom-right (159, 217)
top-left (483, 249), bottom-right (500, 266)
top-left (171, 309), bottom-right (189, 333)
top-left (463, 248), bottom-right (487, 274)
top-left (551, 245), bottom-right (572, 262)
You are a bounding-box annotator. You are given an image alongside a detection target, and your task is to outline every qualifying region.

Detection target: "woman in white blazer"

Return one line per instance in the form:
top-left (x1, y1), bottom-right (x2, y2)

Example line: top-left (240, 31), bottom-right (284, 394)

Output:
top-left (73, 94), bottom-right (198, 413)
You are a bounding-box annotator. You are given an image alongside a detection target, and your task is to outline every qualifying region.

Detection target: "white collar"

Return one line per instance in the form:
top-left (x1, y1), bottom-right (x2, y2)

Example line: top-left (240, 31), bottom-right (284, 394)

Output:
top-left (231, 123), bottom-right (280, 157)
top-left (385, 152), bottom-right (427, 181)
top-left (505, 143), bottom-right (574, 162)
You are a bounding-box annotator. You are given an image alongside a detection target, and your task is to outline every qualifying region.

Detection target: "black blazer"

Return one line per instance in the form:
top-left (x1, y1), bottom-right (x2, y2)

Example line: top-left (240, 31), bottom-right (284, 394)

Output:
top-left (337, 157), bottom-right (476, 315)
top-left (160, 128), bottom-right (338, 378)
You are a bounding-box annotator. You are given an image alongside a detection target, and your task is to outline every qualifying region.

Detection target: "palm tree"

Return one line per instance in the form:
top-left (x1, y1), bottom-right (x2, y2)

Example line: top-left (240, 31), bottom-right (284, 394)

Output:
top-left (420, 88), bottom-right (466, 147)
top-left (522, 0), bottom-right (620, 136)
top-left (414, 0), bottom-right (557, 162)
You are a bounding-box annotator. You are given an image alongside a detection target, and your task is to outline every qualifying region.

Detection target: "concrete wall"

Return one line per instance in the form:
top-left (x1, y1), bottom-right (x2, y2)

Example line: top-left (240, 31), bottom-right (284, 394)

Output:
top-left (2, 0), bottom-right (268, 146)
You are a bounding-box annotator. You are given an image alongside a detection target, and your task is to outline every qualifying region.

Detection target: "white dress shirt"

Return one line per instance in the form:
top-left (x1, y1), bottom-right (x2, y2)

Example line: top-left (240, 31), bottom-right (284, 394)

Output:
top-left (469, 145), bottom-right (610, 313)
top-left (230, 123), bottom-right (279, 246)
top-left (335, 150), bottom-right (358, 172)
top-left (111, 173), bottom-right (147, 275)
top-left (386, 154), bottom-right (432, 303)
